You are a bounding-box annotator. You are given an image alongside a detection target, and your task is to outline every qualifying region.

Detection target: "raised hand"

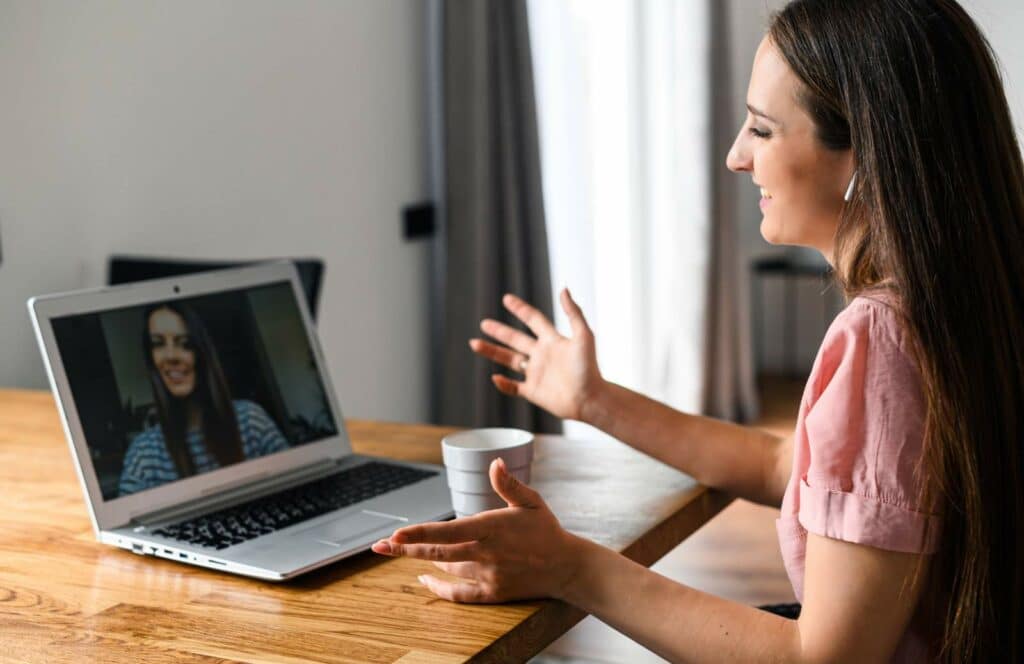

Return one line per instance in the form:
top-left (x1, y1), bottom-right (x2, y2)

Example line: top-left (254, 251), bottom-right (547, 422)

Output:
top-left (469, 288), bottom-right (604, 422)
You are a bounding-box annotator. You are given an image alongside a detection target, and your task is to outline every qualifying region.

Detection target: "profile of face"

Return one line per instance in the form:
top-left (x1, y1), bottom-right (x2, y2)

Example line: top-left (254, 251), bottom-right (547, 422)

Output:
top-left (148, 307), bottom-right (197, 399)
top-left (726, 37), bottom-right (856, 259)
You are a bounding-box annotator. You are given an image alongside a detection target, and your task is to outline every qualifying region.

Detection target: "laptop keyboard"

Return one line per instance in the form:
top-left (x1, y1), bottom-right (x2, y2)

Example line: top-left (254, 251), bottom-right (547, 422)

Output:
top-left (151, 461), bottom-right (437, 550)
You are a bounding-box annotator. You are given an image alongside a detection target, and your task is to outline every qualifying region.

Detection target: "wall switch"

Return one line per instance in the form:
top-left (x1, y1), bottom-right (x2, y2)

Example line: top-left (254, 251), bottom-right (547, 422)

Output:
top-left (402, 203), bottom-right (435, 240)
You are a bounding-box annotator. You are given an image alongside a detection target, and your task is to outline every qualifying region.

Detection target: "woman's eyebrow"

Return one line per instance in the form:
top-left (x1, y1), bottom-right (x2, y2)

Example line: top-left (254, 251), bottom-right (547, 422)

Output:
top-left (747, 103), bottom-right (780, 125)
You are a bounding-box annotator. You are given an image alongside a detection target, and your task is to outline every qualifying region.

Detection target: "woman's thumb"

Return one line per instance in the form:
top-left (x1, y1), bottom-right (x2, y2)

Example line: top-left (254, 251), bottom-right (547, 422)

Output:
top-left (490, 457), bottom-right (540, 508)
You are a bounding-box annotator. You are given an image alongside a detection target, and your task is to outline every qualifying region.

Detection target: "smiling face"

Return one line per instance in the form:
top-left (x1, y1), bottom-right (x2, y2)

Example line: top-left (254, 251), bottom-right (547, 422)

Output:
top-left (726, 37), bottom-right (856, 261)
top-left (148, 307), bottom-right (197, 399)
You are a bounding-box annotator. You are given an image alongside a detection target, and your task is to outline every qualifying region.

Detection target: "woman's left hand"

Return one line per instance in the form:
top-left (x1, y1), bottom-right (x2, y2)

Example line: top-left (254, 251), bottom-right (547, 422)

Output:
top-left (371, 458), bottom-right (582, 603)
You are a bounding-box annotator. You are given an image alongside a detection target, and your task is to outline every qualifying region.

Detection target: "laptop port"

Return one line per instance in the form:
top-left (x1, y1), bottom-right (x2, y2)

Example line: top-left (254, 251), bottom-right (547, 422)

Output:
top-left (179, 553), bottom-right (188, 559)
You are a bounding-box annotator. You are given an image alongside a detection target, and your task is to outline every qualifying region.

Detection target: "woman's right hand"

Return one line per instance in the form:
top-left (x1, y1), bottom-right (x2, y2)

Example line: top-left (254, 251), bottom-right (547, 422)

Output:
top-left (469, 288), bottom-right (604, 422)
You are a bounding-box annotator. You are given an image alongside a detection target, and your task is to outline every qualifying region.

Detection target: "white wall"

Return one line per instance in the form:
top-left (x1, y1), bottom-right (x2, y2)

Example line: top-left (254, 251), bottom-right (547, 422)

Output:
top-left (728, 0), bottom-right (1024, 375)
top-left (961, 1), bottom-right (1024, 146)
top-left (0, 0), bottom-right (432, 422)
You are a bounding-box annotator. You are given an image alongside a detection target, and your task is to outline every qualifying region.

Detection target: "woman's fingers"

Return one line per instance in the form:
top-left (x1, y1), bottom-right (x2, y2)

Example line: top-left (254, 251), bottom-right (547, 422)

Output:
top-left (559, 288), bottom-right (592, 339)
top-left (468, 339), bottom-right (527, 373)
top-left (417, 574), bottom-right (494, 603)
top-left (432, 560), bottom-right (483, 579)
top-left (390, 516), bottom-right (490, 545)
top-left (503, 294), bottom-right (557, 339)
top-left (491, 374), bottom-right (522, 397)
top-left (480, 318), bottom-right (536, 354)
top-left (373, 540), bottom-right (482, 562)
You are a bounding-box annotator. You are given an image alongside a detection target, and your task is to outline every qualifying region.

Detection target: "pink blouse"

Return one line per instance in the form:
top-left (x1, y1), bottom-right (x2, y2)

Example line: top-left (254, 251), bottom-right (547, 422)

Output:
top-left (777, 293), bottom-right (940, 662)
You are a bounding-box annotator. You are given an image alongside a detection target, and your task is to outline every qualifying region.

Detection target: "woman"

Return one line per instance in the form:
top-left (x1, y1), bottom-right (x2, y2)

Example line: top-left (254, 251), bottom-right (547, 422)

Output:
top-left (119, 303), bottom-right (289, 496)
top-left (373, 0), bottom-right (1024, 661)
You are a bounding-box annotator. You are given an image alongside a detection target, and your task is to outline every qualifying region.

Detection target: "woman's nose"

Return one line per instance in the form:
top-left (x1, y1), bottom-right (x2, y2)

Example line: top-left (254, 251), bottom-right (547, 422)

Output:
top-left (726, 132), bottom-right (753, 173)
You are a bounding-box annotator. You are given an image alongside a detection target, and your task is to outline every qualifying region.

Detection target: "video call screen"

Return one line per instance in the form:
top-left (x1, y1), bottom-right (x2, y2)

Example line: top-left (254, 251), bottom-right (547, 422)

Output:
top-left (51, 281), bottom-right (338, 501)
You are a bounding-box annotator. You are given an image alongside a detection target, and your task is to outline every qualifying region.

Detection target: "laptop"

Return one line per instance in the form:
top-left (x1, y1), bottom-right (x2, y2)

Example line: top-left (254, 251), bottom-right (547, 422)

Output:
top-left (28, 261), bottom-right (454, 580)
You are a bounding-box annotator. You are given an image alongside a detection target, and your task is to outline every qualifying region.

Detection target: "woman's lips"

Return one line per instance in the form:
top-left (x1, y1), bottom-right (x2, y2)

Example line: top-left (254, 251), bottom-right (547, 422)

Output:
top-left (760, 196), bottom-right (772, 210)
top-left (162, 368), bottom-right (191, 384)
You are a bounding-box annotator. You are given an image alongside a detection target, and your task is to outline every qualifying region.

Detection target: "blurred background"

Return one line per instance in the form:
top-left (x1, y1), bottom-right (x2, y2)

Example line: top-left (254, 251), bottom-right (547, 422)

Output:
top-left (1, 0), bottom-right (1021, 427)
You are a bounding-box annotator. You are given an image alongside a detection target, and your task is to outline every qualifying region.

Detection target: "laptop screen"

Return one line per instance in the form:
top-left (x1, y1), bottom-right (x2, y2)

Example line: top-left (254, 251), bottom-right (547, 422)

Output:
top-left (51, 280), bottom-right (339, 501)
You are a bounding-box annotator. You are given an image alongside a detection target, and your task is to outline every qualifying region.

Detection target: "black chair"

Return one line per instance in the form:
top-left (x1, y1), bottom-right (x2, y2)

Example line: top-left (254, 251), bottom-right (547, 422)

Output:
top-left (107, 255), bottom-right (325, 321)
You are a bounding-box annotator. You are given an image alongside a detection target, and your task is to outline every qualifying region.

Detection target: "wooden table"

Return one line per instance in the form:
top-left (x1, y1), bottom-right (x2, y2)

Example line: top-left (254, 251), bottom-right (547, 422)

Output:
top-left (0, 389), bottom-right (731, 663)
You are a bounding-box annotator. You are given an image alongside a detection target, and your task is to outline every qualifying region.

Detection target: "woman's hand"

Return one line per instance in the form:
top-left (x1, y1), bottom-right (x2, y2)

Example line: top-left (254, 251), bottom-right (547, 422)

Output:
top-left (469, 289), bottom-right (603, 422)
top-left (370, 458), bottom-right (585, 603)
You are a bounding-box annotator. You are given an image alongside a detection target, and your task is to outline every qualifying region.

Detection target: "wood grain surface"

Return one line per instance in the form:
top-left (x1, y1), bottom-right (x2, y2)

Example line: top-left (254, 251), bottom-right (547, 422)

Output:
top-left (0, 389), bottom-right (731, 663)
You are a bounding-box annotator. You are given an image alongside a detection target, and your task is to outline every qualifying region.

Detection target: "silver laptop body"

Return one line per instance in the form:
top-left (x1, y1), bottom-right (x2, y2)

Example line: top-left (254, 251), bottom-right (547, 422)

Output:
top-left (28, 262), bottom-right (453, 581)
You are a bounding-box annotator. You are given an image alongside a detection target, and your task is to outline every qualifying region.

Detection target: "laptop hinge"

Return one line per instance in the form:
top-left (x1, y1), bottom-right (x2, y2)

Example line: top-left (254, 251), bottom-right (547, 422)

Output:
top-left (130, 457), bottom-right (346, 528)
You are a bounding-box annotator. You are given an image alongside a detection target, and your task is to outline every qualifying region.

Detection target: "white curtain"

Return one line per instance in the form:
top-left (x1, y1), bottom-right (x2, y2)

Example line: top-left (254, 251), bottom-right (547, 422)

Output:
top-left (528, 0), bottom-right (714, 436)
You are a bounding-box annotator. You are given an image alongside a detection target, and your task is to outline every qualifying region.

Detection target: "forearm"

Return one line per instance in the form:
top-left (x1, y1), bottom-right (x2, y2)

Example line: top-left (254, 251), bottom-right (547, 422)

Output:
top-left (559, 535), bottom-right (801, 664)
top-left (580, 381), bottom-right (788, 505)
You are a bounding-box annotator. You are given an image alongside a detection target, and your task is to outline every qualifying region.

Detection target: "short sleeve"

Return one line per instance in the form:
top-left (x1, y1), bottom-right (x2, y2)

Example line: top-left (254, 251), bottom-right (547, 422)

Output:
top-left (799, 301), bottom-right (939, 554)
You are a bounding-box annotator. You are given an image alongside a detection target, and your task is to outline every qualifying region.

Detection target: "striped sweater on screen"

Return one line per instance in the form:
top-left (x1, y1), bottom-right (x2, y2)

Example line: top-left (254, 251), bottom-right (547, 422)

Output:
top-left (118, 399), bottom-right (289, 497)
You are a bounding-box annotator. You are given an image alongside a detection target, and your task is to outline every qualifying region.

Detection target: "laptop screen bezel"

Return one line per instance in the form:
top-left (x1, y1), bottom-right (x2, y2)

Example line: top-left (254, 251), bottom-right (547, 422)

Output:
top-left (28, 261), bottom-right (352, 532)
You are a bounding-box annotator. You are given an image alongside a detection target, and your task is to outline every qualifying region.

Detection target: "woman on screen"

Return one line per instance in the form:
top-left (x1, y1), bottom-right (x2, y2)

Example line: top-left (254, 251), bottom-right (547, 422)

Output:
top-left (118, 303), bottom-right (289, 496)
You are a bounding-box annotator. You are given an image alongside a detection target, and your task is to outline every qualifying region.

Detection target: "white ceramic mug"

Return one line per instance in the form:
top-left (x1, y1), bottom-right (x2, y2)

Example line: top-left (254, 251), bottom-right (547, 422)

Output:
top-left (441, 428), bottom-right (534, 517)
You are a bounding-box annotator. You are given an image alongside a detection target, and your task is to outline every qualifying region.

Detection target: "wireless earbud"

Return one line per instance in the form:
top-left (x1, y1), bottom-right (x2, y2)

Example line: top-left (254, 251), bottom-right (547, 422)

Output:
top-left (844, 171), bottom-right (858, 202)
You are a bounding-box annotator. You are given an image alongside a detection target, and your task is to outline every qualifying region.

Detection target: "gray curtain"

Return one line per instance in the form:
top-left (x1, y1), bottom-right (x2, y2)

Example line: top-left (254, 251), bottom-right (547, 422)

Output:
top-left (702, 0), bottom-right (759, 422)
top-left (434, 0), bottom-right (560, 433)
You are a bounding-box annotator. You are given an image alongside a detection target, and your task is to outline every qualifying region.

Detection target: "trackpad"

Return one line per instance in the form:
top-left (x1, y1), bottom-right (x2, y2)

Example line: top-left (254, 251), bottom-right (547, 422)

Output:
top-left (305, 512), bottom-right (402, 547)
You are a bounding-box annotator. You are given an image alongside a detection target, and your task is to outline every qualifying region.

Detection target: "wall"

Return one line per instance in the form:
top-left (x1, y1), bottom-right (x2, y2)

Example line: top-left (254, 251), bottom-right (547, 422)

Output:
top-left (728, 0), bottom-right (1024, 375)
top-left (0, 0), bottom-right (432, 422)
top-left (961, 1), bottom-right (1024, 143)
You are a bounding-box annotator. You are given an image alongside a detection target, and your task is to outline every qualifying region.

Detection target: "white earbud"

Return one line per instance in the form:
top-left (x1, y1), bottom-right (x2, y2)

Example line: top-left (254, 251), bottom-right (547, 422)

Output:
top-left (844, 171), bottom-right (858, 202)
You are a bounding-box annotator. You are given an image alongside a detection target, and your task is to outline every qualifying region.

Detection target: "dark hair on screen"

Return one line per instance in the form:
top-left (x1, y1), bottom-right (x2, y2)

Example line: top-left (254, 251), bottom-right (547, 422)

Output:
top-left (770, 1), bottom-right (1024, 660)
top-left (142, 303), bottom-right (244, 478)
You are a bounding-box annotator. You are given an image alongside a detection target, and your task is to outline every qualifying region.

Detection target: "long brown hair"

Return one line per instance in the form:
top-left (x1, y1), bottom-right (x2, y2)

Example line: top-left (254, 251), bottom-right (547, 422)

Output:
top-left (143, 303), bottom-right (244, 478)
top-left (770, 1), bottom-right (1024, 660)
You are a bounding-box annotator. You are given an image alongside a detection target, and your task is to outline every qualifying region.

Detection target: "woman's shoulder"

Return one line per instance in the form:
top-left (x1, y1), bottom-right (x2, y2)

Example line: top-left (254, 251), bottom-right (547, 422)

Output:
top-left (827, 288), bottom-right (915, 354)
top-left (231, 399), bottom-right (289, 453)
top-left (799, 289), bottom-right (934, 551)
top-left (232, 399), bottom-right (267, 415)
top-left (231, 399), bottom-right (276, 428)
top-left (810, 288), bottom-right (921, 396)
top-left (232, 399), bottom-right (257, 412)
